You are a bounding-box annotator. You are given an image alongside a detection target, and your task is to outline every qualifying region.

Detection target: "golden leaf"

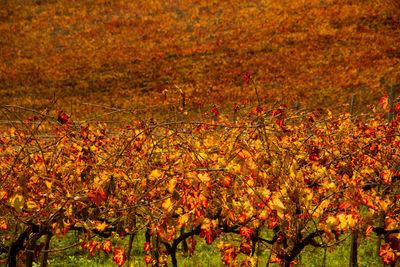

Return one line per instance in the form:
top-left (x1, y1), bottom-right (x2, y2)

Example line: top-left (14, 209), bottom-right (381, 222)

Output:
top-left (178, 213), bottom-right (189, 228)
top-left (162, 198), bottom-right (173, 212)
top-left (149, 169), bottom-right (162, 180)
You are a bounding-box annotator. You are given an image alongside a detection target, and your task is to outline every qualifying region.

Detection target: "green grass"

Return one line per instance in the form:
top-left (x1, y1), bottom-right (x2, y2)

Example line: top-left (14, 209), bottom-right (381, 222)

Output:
top-left (299, 236), bottom-right (382, 267)
top-left (30, 231), bottom-right (384, 266)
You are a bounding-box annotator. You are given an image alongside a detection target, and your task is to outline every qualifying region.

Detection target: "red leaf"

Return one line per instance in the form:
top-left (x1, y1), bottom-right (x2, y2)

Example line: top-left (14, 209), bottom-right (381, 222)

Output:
top-left (240, 227), bottom-right (254, 241)
top-left (144, 242), bottom-right (151, 253)
top-left (88, 190), bottom-right (107, 206)
top-left (113, 248), bottom-right (126, 266)
top-left (244, 71), bottom-right (251, 83)
top-left (211, 105), bottom-right (220, 120)
top-left (240, 242), bottom-right (252, 255)
top-left (339, 202), bottom-right (350, 211)
top-left (57, 110), bottom-right (70, 125)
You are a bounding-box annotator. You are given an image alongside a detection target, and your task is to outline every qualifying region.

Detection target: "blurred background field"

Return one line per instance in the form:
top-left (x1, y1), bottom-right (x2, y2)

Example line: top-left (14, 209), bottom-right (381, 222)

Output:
top-left (1, 0), bottom-right (399, 120)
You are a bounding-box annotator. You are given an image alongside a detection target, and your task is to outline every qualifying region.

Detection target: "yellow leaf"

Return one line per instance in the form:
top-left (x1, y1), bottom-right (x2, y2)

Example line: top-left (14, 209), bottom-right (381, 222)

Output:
top-left (337, 214), bottom-right (348, 229)
top-left (10, 127), bottom-right (16, 137)
top-left (262, 189), bottom-right (271, 199)
top-left (289, 166), bottom-right (297, 179)
top-left (198, 173), bottom-right (211, 182)
top-left (216, 240), bottom-right (225, 250)
top-left (380, 199), bottom-right (390, 212)
top-left (26, 201), bottom-right (36, 210)
top-left (313, 200), bottom-right (330, 217)
top-left (0, 190), bottom-right (7, 199)
top-left (271, 198), bottom-right (286, 219)
top-left (66, 206), bottom-right (73, 216)
top-left (305, 189), bottom-right (313, 202)
top-left (276, 210), bottom-right (284, 219)
top-left (347, 214), bottom-right (357, 228)
top-left (162, 198), bottom-right (173, 212)
top-left (201, 218), bottom-right (212, 230)
top-left (10, 194), bottom-right (24, 213)
top-left (89, 134), bottom-right (95, 142)
top-left (197, 152), bottom-right (207, 159)
top-left (271, 198), bottom-right (285, 210)
top-left (175, 207), bottom-right (183, 215)
top-left (327, 182), bottom-right (336, 190)
top-left (167, 178), bottom-right (177, 193)
top-left (227, 163), bottom-right (241, 173)
top-left (326, 216), bottom-right (338, 228)
top-left (45, 181), bottom-right (52, 190)
top-left (258, 209), bottom-right (268, 220)
top-left (232, 200), bottom-right (241, 210)
top-left (96, 221), bottom-right (108, 232)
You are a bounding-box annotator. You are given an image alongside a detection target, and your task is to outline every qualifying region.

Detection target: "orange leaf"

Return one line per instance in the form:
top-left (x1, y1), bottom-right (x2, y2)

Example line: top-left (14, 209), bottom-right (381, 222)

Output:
top-left (380, 95), bottom-right (389, 109)
top-left (365, 225), bottom-right (373, 237)
top-left (240, 227), bottom-right (254, 241)
top-left (167, 178), bottom-right (177, 193)
top-left (95, 221), bottom-right (108, 232)
top-left (88, 190), bottom-right (107, 206)
top-left (144, 255), bottom-right (153, 264)
top-left (0, 220), bottom-right (7, 230)
top-left (102, 240), bottom-right (112, 253)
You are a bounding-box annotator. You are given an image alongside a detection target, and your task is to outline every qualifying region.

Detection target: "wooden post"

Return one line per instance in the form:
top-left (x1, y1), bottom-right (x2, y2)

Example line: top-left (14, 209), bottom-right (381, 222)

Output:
top-left (322, 246), bottom-right (327, 267)
top-left (127, 216), bottom-right (136, 266)
top-left (350, 94), bottom-right (356, 118)
top-left (180, 227), bottom-right (188, 255)
top-left (387, 84), bottom-right (396, 123)
top-left (126, 234), bottom-right (134, 266)
top-left (265, 248), bottom-right (273, 267)
top-left (40, 234), bottom-right (51, 267)
top-left (349, 230), bottom-right (358, 267)
top-left (376, 214), bottom-right (385, 259)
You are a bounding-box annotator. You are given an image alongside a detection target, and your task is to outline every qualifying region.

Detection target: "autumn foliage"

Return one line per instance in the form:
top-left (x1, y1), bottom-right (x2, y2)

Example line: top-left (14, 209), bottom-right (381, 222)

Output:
top-left (0, 98), bottom-right (400, 266)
